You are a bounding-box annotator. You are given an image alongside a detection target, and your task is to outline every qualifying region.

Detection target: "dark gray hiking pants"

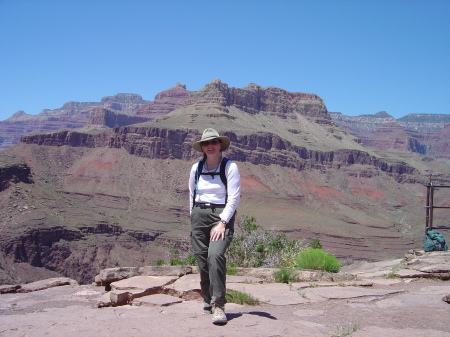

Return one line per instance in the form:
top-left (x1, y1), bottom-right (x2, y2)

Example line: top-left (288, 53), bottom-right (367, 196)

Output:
top-left (190, 204), bottom-right (234, 308)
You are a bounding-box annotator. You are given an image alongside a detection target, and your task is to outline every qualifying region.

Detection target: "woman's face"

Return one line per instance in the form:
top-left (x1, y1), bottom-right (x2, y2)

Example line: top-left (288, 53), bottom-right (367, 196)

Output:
top-left (201, 138), bottom-right (221, 155)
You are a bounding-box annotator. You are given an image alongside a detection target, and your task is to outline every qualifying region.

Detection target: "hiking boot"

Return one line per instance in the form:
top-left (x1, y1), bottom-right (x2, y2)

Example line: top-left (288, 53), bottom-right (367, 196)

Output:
top-left (212, 306), bottom-right (227, 325)
top-left (203, 304), bottom-right (212, 314)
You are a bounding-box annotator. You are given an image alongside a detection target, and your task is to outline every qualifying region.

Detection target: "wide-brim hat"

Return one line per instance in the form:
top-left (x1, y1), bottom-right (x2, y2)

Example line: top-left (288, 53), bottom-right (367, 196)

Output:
top-left (192, 128), bottom-right (231, 152)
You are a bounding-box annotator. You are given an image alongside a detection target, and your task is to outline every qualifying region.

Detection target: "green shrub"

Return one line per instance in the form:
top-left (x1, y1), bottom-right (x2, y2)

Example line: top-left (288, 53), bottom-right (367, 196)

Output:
top-left (165, 249), bottom-right (196, 266)
top-left (226, 289), bottom-right (260, 305)
top-left (184, 253), bottom-right (196, 265)
top-left (309, 238), bottom-right (323, 249)
top-left (169, 249), bottom-right (180, 255)
top-left (273, 267), bottom-right (299, 284)
top-left (169, 258), bottom-right (187, 266)
top-left (156, 259), bottom-right (165, 266)
top-left (226, 262), bottom-right (238, 275)
top-left (296, 248), bottom-right (341, 273)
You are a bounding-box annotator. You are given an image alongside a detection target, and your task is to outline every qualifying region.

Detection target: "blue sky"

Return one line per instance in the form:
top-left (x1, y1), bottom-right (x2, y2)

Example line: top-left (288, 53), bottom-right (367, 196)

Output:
top-left (0, 0), bottom-right (448, 121)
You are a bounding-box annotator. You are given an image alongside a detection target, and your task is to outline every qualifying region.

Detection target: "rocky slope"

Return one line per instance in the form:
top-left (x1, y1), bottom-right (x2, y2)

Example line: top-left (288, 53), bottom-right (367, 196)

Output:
top-left (136, 82), bottom-right (191, 117)
top-left (0, 84), bottom-right (191, 151)
top-left (330, 112), bottom-right (450, 160)
top-left (2, 83), bottom-right (449, 158)
top-left (1, 80), bottom-right (450, 286)
top-left (1, 252), bottom-right (449, 337)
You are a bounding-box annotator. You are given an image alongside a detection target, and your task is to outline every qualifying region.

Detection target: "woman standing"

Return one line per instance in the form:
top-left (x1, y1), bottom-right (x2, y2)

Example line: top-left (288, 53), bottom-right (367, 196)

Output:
top-left (189, 128), bottom-right (241, 325)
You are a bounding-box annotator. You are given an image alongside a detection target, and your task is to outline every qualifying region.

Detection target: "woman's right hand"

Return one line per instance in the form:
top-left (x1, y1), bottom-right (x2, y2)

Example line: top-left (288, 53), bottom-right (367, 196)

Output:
top-left (210, 221), bottom-right (226, 241)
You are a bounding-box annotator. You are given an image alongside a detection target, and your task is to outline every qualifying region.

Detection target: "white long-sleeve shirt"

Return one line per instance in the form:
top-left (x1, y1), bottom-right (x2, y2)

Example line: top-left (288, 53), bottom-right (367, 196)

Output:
top-left (189, 158), bottom-right (241, 223)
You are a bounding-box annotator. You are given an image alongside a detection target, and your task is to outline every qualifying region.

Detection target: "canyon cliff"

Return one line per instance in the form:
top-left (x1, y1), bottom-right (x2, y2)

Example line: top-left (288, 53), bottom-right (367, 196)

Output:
top-left (0, 84), bottom-right (191, 151)
top-left (330, 112), bottom-right (450, 161)
top-left (1, 79), bottom-right (450, 285)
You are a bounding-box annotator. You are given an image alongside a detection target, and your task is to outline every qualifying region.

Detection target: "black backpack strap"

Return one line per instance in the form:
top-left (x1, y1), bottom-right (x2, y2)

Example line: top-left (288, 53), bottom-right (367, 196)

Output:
top-left (193, 159), bottom-right (205, 208)
top-left (195, 158), bottom-right (205, 186)
top-left (220, 158), bottom-right (229, 203)
top-left (219, 157), bottom-right (229, 189)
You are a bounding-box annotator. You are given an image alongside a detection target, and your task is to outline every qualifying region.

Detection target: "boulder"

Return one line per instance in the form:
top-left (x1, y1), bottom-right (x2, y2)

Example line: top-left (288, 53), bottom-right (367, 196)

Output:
top-left (18, 277), bottom-right (78, 293)
top-left (94, 266), bottom-right (194, 286)
top-left (443, 294), bottom-right (450, 304)
top-left (0, 284), bottom-right (21, 294)
top-left (227, 282), bottom-right (308, 305)
top-left (132, 294), bottom-right (184, 307)
top-left (138, 265), bottom-right (194, 277)
top-left (94, 267), bottom-right (140, 285)
top-left (109, 275), bottom-right (178, 306)
top-left (163, 274), bottom-right (202, 300)
top-left (96, 291), bottom-right (112, 308)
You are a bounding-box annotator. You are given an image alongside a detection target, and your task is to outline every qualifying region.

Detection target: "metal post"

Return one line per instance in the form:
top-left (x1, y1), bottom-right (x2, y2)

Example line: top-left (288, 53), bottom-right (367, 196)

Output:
top-left (425, 182), bottom-right (431, 234)
top-left (429, 183), bottom-right (434, 232)
top-left (424, 176), bottom-right (450, 233)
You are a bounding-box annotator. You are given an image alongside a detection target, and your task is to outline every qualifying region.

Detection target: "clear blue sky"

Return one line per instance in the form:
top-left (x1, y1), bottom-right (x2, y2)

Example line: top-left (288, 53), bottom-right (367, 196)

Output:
top-left (0, 0), bottom-right (448, 121)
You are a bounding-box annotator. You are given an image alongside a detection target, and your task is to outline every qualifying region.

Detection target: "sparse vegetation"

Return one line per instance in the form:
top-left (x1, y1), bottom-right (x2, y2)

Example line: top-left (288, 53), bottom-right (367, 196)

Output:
top-left (226, 289), bottom-right (260, 305)
top-left (295, 248), bottom-right (341, 273)
top-left (167, 249), bottom-right (196, 266)
top-left (309, 238), bottom-right (323, 249)
top-left (273, 267), bottom-right (299, 284)
top-left (384, 263), bottom-right (401, 279)
top-left (226, 215), bottom-right (305, 268)
top-left (226, 262), bottom-right (238, 275)
top-left (331, 320), bottom-right (360, 336)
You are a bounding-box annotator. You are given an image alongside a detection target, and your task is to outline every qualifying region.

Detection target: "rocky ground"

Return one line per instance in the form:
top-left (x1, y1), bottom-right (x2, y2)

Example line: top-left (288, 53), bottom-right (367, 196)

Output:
top-left (0, 250), bottom-right (449, 337)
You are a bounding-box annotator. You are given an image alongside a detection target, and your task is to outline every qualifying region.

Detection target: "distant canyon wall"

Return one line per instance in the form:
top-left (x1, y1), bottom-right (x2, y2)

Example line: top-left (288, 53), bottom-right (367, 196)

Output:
top-left (20, 126), bottom-right (419, 182)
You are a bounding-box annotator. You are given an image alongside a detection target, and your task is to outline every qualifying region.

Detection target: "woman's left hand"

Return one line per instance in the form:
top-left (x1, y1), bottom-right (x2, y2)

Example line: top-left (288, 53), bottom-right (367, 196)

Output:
top-left (210, 222), bottom-right (226, 241)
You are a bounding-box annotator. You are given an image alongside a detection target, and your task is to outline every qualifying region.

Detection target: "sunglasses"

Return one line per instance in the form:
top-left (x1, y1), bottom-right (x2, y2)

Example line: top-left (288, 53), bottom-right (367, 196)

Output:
top-left (201, 139), bottom-right (220, 147)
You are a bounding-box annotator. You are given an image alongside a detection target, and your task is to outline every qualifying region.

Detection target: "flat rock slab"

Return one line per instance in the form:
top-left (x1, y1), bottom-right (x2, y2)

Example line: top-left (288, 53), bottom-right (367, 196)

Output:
top-left (18, 277), bottom-right (78, 293)
top-left (396, 269), bottom-right (429, 278)
top-left (341, 258), bottom-right (404, 275)
top-left (139, 265), bottom-right (195, 277)
top-left (163, 274), bottom-right (202, 300)
top-left (352, 326), bottom-right (450, 337)
top-left (306, 286), bottom-right (403, 300)
top-left (376, 292), bottom-right (450, 309)
top-left (233, 267), bottom-right (324, 282)
top-left (1, 278), bottom-right (450, 337)
top-left (227, 275), bottom-right (265, 283)
top-left (0, 284), bottom-right (21, 294)
top-left (362, 278), bottom-right (403, 286)
top-left (227, 282), bottom-right (308, 305)
top-left (418, 264), bottom-right (450, 273)
top-left (95, 267), bottom-right (140, 284)
top-left (110, 276), bottom-right (177, 291)
top-left (95, 266), bottom-right (195, 284)
top-left (132, 294), bottom-right (184, 307)
top-left (109, 276), bottom-right (179, 306)
top-left (293, 280), bottom-right (373, 289)
top-left (419, 285), bottom-right (450, 294)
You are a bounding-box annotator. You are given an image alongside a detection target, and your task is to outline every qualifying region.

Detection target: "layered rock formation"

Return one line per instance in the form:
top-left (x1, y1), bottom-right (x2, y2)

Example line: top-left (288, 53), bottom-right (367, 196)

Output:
top-left (0, 85), bottom-right (186, 151)
top-left (20, 127), bottom-right (418, 181)
top-left (1, 80), bottom-right (450, 286)
top-left (136, 82), bottom-right (191, 117)
top-left (0, 155), bottom-right (33, 191)
top-left (356, 123), bottom-right (427, 154)
top-left (100, 93), bottom-right (148, 115)
top-left (185, 79), bottom-right (328, 119)
top-left (86, 107), bottom-right (152, 128)
top-left (330, 112), bottom-right (450, 159)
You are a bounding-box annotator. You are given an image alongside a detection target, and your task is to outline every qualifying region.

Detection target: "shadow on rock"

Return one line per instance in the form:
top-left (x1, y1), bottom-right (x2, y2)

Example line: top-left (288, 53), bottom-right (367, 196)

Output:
top-left (247, 311), bottom-right (278, 320)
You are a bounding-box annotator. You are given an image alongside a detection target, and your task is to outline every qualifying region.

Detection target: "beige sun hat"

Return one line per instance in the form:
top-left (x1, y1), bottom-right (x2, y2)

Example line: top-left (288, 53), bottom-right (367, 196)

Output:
top-left (192, 128), bottom-right (231, 152)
